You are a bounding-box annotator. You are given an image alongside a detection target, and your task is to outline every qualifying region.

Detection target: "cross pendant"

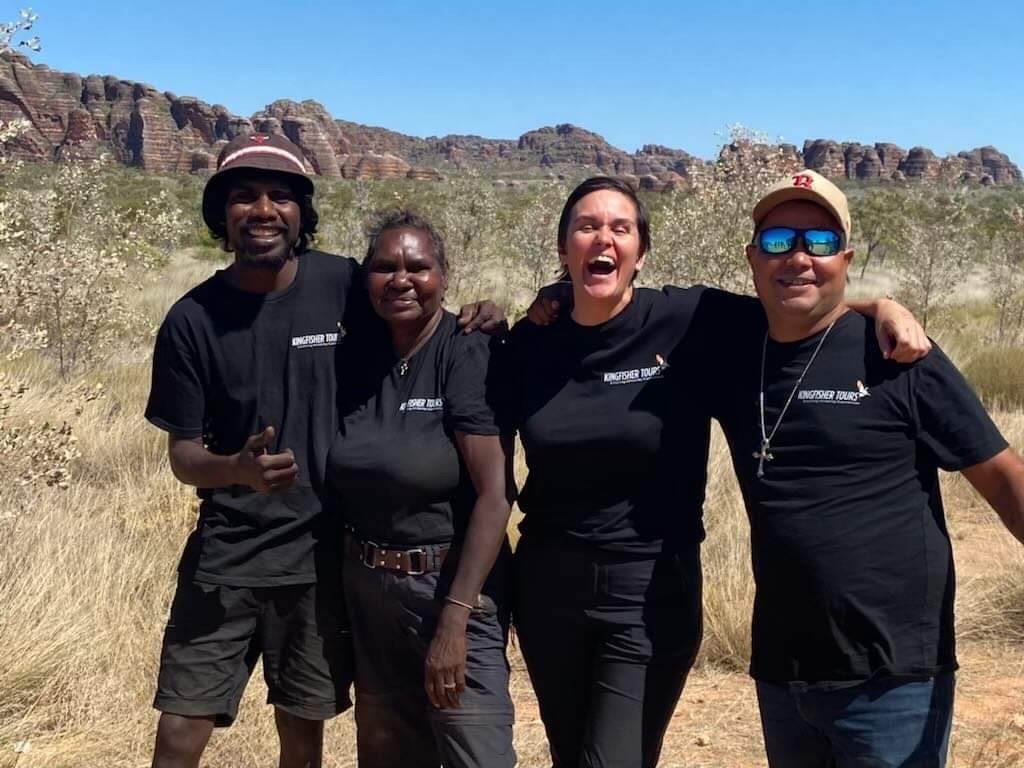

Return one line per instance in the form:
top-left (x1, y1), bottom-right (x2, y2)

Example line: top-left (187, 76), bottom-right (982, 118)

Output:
top-left (752, 440), bottom-right (774, 478)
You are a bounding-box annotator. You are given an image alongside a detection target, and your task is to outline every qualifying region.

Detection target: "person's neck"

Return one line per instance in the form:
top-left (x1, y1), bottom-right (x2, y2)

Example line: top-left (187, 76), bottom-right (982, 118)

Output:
top-left (570, 285), bottom-right (634, 327)
top-left (226, 256), bottom-right (298, 294)
top-left (766, 302), bottom-right (848, 343)
top-left (392, 309), bottom-right (443, 359)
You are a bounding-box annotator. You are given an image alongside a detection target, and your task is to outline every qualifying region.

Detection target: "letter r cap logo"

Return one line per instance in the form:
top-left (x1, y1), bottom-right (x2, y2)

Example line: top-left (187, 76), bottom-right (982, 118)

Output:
top-left (792, 174), bottom-right (814, 189)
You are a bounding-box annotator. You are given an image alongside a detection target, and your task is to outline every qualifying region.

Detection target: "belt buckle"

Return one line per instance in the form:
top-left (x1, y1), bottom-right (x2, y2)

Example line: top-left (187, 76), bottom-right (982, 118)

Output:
top-left (360, 540), bottom-right (381, 569)
top-left (405, 548), bottom-right (427, 575)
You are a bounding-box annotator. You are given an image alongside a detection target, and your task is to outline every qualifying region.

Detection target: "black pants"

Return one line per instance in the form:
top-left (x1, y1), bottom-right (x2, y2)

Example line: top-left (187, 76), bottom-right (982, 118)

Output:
top-left (343, 542), bottom-right (515, 768)
top-left (514, 536), bottom-right (702, 768)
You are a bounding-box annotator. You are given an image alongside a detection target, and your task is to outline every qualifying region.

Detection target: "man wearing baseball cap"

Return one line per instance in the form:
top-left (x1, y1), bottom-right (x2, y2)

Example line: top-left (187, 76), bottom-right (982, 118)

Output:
top-left (695, 169), bottom-right (1024, 766)
top-left (145, 133), bottom-right (503, 768)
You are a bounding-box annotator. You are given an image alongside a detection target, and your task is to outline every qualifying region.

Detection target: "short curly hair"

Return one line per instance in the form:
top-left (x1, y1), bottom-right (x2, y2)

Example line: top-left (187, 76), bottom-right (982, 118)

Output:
top-left (205, 170), bottom-right (319, 254)
top-left (363, 208), bottom-right (448, 276)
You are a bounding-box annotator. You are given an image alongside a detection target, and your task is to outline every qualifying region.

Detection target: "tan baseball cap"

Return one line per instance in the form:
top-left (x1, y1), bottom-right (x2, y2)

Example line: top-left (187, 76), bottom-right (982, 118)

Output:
top-left (751, 169), bottom-right (851, 245)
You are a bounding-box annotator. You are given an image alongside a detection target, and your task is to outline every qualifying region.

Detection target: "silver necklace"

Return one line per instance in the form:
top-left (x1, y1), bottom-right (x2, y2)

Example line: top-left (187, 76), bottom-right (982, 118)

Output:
top-left (753, 320), bottom-right (836, 479)
top-left (396, 312), bottom-right (442, 377)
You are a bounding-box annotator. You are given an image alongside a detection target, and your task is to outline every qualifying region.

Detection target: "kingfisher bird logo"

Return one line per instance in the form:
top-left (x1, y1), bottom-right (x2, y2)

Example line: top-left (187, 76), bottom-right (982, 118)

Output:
top-left (792, 173), bottom-right (814, 189)
top-left (601, 354), bottom-right (669, 386)
top-left (798, 378), bottom-right (872, 405)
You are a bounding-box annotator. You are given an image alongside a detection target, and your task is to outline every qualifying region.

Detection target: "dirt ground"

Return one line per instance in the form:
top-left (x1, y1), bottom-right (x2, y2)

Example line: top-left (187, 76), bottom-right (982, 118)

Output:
top-left (121, 513), bottom-right (1024, 768)
top-left (504, 490), bottom-right (1024, 767)
top-left (504, 645), bottom-right (1024, 767)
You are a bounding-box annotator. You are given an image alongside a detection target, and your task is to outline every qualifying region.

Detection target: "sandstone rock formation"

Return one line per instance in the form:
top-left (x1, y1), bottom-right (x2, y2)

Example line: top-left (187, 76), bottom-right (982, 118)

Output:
top-left (407, 165), bottom-right (444, 181)
top-left (956, 146), bottom-right (1022, 184)
top-left (340, 152), bottom-right (411, 180)
top-left (0, 51), bottom-right (1019, 188)
top-left (796, 138), bottom-right (1023, 185)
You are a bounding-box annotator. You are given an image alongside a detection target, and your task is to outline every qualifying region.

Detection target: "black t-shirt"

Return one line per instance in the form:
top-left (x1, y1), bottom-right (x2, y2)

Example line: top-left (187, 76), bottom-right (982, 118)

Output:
top-left (696, 291), bottom-right (1008, 688)
top-left (145, 250), bottom-right (368, 587)
top-left (326, 310), bottom-right (501, 546)
top-left (499, 286), bottom-right (711, 554)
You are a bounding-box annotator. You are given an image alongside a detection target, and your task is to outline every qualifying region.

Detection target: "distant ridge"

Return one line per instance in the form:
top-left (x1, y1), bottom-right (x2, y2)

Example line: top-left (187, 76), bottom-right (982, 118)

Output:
top-left (1, 51), bottom-right (1019, 189)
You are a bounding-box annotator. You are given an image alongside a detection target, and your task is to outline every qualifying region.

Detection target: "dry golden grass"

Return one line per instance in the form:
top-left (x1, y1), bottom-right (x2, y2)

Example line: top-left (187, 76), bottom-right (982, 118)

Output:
top-left (1, 251), bottom-right (1022, 767)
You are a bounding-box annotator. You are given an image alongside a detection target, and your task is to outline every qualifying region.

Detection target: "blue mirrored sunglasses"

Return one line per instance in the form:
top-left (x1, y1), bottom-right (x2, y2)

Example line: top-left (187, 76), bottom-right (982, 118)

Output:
top-left (757, 227), bottom-right (843, 257)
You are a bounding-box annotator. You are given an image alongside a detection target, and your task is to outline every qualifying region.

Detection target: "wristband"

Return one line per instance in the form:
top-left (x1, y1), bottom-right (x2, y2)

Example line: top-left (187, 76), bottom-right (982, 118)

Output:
top-left (444, 595), bottom-right (476, 612)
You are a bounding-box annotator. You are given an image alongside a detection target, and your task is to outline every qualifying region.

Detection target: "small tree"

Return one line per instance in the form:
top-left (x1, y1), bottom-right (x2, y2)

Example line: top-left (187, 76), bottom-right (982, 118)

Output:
top-left (317, 179), bottom-right (373, 258)
top-left (508, 181), bottom-right (569, 294)
top-left (850, 187), bottom-right (904, 279)
top-left (0, 159), bottom-right (189, 377)
top-left (435, 177), bottom-right (502, 307)
top-left (986, 205), bottom-right (1024, 343)
top-left (892, 188), bottom-right (970, 331)
top-left (648, 125), bottom-right (799, 293)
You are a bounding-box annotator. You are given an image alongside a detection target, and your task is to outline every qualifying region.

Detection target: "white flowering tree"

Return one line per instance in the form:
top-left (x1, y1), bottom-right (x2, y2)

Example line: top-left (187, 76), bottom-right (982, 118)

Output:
top-left (507, 181), bottom-right (570, 297)
top-left (647, 125), bottom-right (799, 293)
top-left (0, 159), bottom-right (188, 377)
top-left (0, 8), bottom-right (39, 52)
top-left (985, 204), bottom-right (1024, 343)
top-left (891, 188), bottom-right (971, 331)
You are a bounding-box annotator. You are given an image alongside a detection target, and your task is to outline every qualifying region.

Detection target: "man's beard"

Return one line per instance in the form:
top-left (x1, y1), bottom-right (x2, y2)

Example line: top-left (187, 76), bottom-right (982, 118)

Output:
top-left (235, 249), bottom-right (296, 271)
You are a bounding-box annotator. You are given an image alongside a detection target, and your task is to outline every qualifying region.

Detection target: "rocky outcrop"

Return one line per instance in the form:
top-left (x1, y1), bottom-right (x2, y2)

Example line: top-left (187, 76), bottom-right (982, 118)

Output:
top-left (802, 140), bottom-right (847, 178)
top-left (54, 107), bottom-right (101, 160)
top-left (520, 124), bottom-right (628, 170)
top-left (899, 147), bottom-right (941, 180)
top-left (340, 152), bottom-right (411, 179)
top-left (256, 100), bottom-right (344, 176)
top-left (407, 165), bottom-right (443, 181)
top-left (513, 125), bottom-right (712, 183)
top-left (0, 51), bottom-right (1020, 187)
top-left (796, 139), bottom-right (1016, 184)
top-left (956, 146), bottom-right (1022, 185)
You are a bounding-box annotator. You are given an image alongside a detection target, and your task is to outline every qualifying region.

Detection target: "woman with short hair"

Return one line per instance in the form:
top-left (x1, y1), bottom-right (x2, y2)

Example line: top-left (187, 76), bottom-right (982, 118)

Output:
top-left (501, 177), bottom-right (706, 767)
top-left (505, 176), bottom-right (929, 767)
top-left (326, 209), bottom-right (516, 768)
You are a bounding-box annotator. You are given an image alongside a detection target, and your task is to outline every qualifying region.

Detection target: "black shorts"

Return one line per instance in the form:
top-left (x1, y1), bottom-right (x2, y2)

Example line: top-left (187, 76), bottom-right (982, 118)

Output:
top-left (154, 579), bottom-right (352, 726)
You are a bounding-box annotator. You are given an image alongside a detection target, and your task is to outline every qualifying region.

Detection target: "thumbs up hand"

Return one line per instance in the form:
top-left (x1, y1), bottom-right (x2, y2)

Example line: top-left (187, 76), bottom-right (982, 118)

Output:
top-left (234, 426), bottom-right (299, 493)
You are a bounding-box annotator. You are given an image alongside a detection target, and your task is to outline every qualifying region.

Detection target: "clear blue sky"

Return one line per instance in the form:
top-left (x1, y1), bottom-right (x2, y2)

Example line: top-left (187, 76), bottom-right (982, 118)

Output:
top-left (20, 0), bottom-right (1024, 164)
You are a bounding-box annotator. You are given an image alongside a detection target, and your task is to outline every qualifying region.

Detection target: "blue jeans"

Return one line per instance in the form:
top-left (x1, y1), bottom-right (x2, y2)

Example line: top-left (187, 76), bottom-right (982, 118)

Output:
top-left (756, 673), bottom-right (955, 767)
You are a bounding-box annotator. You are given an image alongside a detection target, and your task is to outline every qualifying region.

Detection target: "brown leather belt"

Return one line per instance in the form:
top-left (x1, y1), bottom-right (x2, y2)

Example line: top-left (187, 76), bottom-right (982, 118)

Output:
top-left (346, 533), bottom-right (449, 575)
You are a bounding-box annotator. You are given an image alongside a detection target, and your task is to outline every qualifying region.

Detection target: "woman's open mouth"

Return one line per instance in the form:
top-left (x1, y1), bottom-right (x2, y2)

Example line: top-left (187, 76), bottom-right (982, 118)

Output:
top-left (585, 256), bottom-right (617, 277)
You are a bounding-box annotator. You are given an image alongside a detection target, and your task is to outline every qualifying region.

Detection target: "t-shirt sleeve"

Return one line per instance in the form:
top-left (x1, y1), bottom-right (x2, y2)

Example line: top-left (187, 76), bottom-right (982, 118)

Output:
top-left (144, 310), bottom-right (206, 439)
top-left (910, 345), bottom-right (1009, 471)
top-left (444, 330), bottom-right (502, 436)
top-left (683, 288), bottom-right (762, 418)
top-left (341, 260), bottom-right (379, 335)
top-left (488, 320), bottom-right (530, 434)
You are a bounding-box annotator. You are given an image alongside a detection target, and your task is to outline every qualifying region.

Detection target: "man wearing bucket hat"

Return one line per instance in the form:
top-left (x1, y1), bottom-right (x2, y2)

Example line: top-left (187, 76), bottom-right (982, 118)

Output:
top-left (145, 132), bottom-right (504, 768)
top-left (696, 169), bottom-right (1024, 766)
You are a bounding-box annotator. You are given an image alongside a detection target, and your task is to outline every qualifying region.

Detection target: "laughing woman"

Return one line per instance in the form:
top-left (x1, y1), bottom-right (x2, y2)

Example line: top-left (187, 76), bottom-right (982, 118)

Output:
top-left (326, 209), bottom-right (515, 768)
top-left (504, 177), bottom-right (931, 767)
top-left (500, 177), bottom-right (707, 767)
